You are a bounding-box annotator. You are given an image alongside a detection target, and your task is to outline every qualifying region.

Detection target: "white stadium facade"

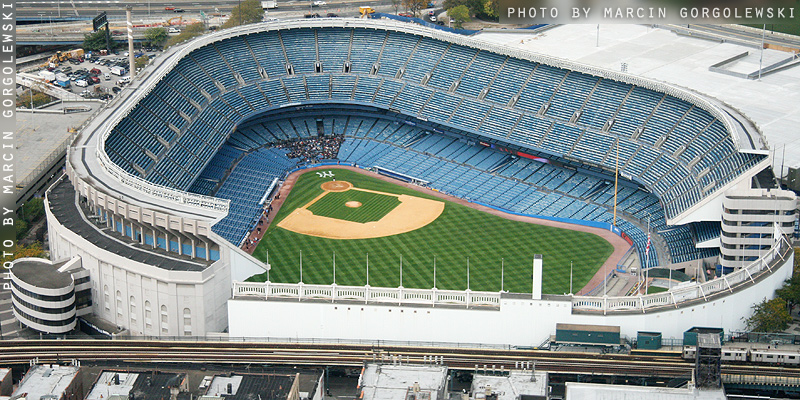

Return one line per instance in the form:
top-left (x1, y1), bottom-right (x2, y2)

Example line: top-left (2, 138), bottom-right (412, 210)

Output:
top-left (41, 19), bottom-right (796, 344)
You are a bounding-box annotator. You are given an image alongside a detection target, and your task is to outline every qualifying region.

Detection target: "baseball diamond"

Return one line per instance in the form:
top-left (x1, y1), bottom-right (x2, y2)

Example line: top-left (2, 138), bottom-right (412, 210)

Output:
top-left (250, 168), bottom-right (615, 294)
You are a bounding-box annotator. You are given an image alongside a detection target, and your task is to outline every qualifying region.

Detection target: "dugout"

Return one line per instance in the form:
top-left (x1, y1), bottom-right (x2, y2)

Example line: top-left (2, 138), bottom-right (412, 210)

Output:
top-left (636, 331), bottom-right (662, 350)
top-left (683, 327), bottom-right (724, 346)
top-left (555, 323), bottom-right (620, 346)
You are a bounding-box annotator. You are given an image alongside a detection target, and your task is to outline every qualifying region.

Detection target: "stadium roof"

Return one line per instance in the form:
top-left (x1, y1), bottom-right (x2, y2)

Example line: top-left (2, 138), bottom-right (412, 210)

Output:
top-left (476, 24), bottom-right (800, 173)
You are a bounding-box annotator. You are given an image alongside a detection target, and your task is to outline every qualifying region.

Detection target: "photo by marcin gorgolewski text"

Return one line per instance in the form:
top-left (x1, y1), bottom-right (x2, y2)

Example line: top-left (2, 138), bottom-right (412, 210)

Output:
top-left (1, 1), bottom-right (15, 293)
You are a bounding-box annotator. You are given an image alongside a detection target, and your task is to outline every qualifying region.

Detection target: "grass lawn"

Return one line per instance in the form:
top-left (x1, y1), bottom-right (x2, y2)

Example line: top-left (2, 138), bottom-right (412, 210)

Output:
top-left (647, 286), bottom-right (668, 294)
top-left (306, 189), bottom-right (401, 223)
top-left (249, 168), bottom-right (614, 294)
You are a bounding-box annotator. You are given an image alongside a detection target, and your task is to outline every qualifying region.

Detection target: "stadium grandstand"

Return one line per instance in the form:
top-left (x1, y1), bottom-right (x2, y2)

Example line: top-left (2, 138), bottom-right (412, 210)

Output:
top-left (47, 19), bottom-right (795, 342)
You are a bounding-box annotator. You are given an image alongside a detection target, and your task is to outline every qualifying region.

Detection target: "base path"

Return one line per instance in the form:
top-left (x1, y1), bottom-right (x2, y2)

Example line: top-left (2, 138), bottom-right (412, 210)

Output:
top-left (250, 165), bottom-right (632, 294)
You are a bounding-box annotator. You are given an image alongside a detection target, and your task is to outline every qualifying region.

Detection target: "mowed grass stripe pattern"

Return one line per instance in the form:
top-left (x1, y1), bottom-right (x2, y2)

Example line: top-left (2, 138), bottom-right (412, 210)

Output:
top-left (307, 190), bottom-right (401, 223)
top-left (250, 169), bottom-right (614, 294)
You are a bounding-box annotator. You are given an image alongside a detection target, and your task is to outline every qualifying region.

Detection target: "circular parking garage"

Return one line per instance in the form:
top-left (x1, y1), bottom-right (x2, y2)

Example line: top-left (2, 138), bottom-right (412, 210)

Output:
top-left (9, 258), bottom-right (77, 334)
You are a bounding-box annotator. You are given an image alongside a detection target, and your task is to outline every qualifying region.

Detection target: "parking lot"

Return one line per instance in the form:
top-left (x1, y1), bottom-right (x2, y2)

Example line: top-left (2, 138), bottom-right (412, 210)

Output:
top-left (40, 50), bottom-right (160, 100)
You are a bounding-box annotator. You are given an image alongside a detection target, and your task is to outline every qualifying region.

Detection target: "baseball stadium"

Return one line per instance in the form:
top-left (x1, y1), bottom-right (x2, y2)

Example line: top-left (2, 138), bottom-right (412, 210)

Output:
top-left (37, 19), bottom-right (796, 344)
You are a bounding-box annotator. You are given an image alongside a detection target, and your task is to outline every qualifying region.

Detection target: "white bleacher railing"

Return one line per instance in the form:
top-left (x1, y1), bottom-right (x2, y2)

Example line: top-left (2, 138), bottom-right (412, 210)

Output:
top-left (92, 18), bottom-right (759, 215)
top-left (573, 234), bottom-right (792, 314)
top-left (232, 282), bottom-right (501, 307)
top-left (232, 234), bottom-right (790, 315)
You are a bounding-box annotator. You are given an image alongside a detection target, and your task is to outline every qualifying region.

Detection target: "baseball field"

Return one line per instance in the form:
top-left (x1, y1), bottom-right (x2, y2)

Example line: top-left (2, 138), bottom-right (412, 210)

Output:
top-left (248, 168), bottom-right (614, 294)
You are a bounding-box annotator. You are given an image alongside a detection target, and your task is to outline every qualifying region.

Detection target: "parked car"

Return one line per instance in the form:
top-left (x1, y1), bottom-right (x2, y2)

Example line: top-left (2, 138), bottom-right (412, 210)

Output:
top-left (75, 79), bottom-right (88, 87)
top-left (90, 76), bottom-right (101, 84)
top-left (168, 27), bottom-right (181, 33)
top-left (90, 68), bottom-right (101, 75)
top-left (112, 86), bottom-right (122, 93)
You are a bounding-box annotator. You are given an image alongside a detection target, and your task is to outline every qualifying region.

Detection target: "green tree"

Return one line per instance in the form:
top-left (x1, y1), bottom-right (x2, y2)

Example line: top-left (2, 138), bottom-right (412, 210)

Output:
top-left (135, 55), bottom-right (150, 71)
top-left (442, 0), bottom-right (467, 11)
top-left (402, 0), bottom-right (428, 17)
top-left (777, 273), bottom-right (800, 310)
top-left (2, 243), bottom-right (46, 263)
top-left (21, 198), bottom-right (45, 224)
top-left (144, 27), bottom-right (168, 48)
top-left (83, 29), bottom-right (117, 52)
top-left (222, 0), bottom-right (264, 29)
top-left (745, 298), bottom-right (792, 332)
top-left (481, 0), bottom-right (498, 20)
top-left (165, 23), bottom-right (208, 48)
top-left (447, 5), bottom-right (470, 28)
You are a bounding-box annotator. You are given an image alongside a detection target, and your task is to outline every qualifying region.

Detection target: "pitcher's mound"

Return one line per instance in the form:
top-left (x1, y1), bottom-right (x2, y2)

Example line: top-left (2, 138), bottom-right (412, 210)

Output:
top-left (321, 181), bottom-right (353, 192)
top-left (345, 201), bottom-right (362, 208)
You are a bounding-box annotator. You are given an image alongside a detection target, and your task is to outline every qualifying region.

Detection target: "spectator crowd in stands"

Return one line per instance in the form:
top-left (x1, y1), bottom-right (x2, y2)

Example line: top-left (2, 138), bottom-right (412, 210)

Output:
top-left (277, 135), bottom-right (344, 164)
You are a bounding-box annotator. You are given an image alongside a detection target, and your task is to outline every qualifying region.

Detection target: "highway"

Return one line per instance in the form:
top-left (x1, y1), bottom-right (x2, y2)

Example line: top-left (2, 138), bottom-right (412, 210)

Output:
top-left (17, 0), bottom-right (399, 20)
top-left (0, 339), bottom-right (798, 381)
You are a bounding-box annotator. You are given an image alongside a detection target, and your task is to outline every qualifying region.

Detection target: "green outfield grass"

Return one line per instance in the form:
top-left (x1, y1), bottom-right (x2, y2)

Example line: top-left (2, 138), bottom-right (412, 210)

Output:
top-left (249, 168), bottom-right (614, 294)
top-left (307, 189), bottom-right (401, 223)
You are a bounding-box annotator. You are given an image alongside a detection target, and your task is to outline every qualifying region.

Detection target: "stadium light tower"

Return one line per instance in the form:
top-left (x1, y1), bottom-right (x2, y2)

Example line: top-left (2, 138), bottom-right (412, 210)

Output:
top-left (126, 6), bottom-right (135, 79)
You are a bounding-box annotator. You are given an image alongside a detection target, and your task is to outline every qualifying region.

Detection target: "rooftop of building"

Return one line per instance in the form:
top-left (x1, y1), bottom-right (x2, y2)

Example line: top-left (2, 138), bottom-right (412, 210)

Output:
top-left (359, 364), bottom-right (448, 400)
top-left (16, 102), bottom-right (98, 191)
top-left (12, 365), bottom-right (80, 400)
top-left (11, 259), bottom-right (73, 289)
top-left (47, 177), bottom-right (211, 272)
top-left (205, 374), bottom-right (296, 400)
top-left (471, 371), bottom-right (548, 400)
top-left (86, 372), bottom-right (139, 400)
top-left (565, 382), bottom-right (727, 400)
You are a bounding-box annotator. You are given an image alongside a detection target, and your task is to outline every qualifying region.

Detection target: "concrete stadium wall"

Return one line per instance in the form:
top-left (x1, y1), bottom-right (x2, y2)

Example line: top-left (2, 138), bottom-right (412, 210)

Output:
top-left (228, 249), bottom-right (792, 346)
top-left (45, 195), bottom-right (231, 336)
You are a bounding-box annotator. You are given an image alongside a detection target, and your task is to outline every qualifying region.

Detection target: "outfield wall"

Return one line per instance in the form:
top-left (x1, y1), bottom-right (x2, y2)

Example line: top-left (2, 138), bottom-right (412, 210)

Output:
top-left (228, 239), bottom-right (792, 346)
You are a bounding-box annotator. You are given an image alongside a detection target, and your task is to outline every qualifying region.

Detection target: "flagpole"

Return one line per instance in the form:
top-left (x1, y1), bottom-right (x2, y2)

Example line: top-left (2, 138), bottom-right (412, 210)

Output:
top-left (501, 258), bottom-right (504, 292)
top-left (645, 215), bottom-right (650, 294)
top-left (467, 257), bottom-right (470, 290)
top-left (400, 254), bottom-right (403, 287)
top-left (613, 139), bottom-right (619, 227)
top-left (433, 255), bottom-right (437, 289)
top-left (569, 261), bottom-right (573, 295)
top-left (333, 251), bottom-right (336, 285)
top-left (266, 248), bottom-right (270, 282)
top-left (300, 250), bottom-right (303, 283)
top-left (366, 252), bottom-right (369, 286)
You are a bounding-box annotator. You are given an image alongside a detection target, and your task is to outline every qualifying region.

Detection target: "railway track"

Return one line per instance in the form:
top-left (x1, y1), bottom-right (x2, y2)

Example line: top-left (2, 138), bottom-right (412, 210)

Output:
top-left (0, 339), bottom-right (794, 380)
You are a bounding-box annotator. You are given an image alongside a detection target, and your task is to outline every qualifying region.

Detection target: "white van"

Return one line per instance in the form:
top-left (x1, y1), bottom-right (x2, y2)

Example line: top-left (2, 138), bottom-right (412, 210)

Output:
top-left (168, 27), bottom-right (181, 33)
top-left (117, 76), bottom-right (131, 85)
top-left (75, 79), bottom-right (88, 87)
